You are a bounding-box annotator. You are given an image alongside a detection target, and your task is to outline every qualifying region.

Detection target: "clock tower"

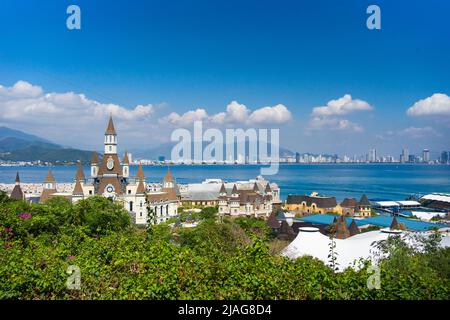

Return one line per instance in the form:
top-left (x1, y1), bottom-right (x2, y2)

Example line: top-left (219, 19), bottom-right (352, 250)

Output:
top-left (95, 115), bottom-right (124, 196)
top-left (104, 114), bottom-right (117, 155)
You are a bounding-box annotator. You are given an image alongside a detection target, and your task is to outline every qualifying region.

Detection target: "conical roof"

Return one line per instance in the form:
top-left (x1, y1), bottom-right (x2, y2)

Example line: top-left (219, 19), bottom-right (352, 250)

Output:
top-left (253, 182), bottom-right (259, 192)
top-left (231, 184), bottom-right (238, 194)
top-left (91, 151), bottom-right (99, 164)
top-left (72, 179), bottom-right (84, 196)
top-left (123, 151), bottom-right (129, 164)
top-left (163, 167), bottom-right (173, 182)
top-left (219, 183), bottom-right (226, 194)
top-left (348, 219), bottom-right (360, 236)
top-left (358, 194), bottom-right (371, 206)
top-left (267, 212), bottom-right (281, 229)
top-left (75, 161), bottom-right (85, 181)
top-left (44, 169), bottom-right (56, 183)
top-left (136, 180), bottom-right (146, 194)
top-left (390, 216), bottom-right (399, 230)
top-left (265, 183), bottom-right (272, 193)
top-left (11, 173), bottom-right (23, 200)
top-left (105, 114), bottom-right (116, 135)
top-left (136, 163), bottom-right (145, 180)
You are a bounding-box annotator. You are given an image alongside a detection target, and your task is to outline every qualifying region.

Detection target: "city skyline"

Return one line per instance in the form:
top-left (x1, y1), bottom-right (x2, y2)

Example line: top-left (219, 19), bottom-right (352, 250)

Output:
top-left (0, 0), bottom-right (449, 156)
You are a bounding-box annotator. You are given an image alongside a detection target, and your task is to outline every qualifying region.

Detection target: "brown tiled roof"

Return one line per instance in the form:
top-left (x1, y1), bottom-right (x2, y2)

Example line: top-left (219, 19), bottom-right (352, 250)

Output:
top-left (163, 167), bottom-right (173, 182)
top-left (146, 190), bottom-right (178, 203)
top-left (98, 154), bottom-right (122, 176)
top-left (75, 161), bottom-right (85, 181)
top-left (136, 180), bottom-right (146, 194)
top-left (219, 183), bottom-right (226, 194)
top-left (10, 185), bottom-right (24, 200)
top-left (40, 188), bottom-right (57, 203)
top-left (334, 215), bottom-right (350, 239)
top-left (286, 194), bottom-right (337, 208)
top-left (123, 151), bottom-right (129, 164)
top-left (136, 163), bottom-right (145, 180)
top-left (162, 187), bottom-right (178, 200)
top-left (105, 114), bottom-right (116, 135)
top-left (91, 151), bottom-right (99, 164)
top-left (348, 219), bottom-right (360, 236)
top-left (341, 198), bottom-right (357, 208)
top-left (267, 212), bottom-right (281, 229)
top-left (358, 194), bottom-right (371, 206)
top-left (98, 177), bottom-right (123, 195)
top-left (278, 221), bottom-right (296, 240)
top-left (72, 179), bottom-right (84, 196)
top-left (44, 169), bottom-right (56, 183)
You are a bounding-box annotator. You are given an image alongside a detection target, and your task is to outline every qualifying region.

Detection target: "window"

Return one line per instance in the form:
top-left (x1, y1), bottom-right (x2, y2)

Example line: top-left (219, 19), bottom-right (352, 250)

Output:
top-left (140, 201), bottom-right (143, 208)
top-left (129, 201), bottom-right (133, 211)
top-left (128, 190), bottom-right (131, 194)
top-left (89, 190), bottom-right (92, 195)
top-left (109, 146), bottom-right (112, 151)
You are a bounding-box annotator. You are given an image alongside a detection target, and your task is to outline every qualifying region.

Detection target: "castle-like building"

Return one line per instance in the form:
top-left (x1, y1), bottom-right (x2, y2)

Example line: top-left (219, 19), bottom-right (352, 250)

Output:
top-left (23, 116), bottom-right (179, 225)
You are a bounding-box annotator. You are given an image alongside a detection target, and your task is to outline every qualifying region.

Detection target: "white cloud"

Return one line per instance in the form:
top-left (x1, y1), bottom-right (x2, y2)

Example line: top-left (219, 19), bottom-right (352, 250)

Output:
top-left (398, 126), bottom-right (440, 138)
top-left (311, 94), bottom-right (372, 117)
top-left (406, 93), bottom-right (450, 117)
top-left (0, 81), bottom-right (155, 149)
top-left (0, 80), bottom-right (43, 98)
top-left (248, 104), bottom-right (292, 125)
top-left (308, 117), bottom-right (363, 132)
top-left (160, 108), bottom-right (209, 126)
top-left (160, 101), bottom-right (292, 127)
top-left (307, 94), bottom-right (371, 132)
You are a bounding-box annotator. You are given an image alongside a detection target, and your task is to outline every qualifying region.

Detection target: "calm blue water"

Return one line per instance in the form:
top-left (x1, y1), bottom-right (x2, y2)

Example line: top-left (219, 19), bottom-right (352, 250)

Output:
top-left (1, 164), bottom-right (449, 201)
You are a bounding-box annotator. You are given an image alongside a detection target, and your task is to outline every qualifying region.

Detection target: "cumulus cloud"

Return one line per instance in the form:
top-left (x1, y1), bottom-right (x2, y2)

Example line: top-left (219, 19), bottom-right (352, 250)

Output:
top-left (161, 108), bottom-right (209, 126)
top-left (398, 126), bottom-right (441, 138)
top-left (311, 94), bottom-right (372, 117)
top-left (406, 93), bottom-right (450, 117)
top-left (307, 94), bottom-right (372, 132)
top-left (160, 101), bottom-right (292, 127)
top-left (308, 117), bottom-right (363, 132)
top-left (0, 80), bottom-right (156, 149)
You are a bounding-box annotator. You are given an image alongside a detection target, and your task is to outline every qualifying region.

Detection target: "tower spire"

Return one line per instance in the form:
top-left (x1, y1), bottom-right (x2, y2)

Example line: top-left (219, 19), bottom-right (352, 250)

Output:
top-left (105, 113), bottom-right (116, 135)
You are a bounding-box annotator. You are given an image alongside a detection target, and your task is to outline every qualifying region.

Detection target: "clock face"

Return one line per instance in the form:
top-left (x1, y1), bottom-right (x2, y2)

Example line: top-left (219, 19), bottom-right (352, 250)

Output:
top-left (106, 184), bottom-right (115, 193)
top-left (107, 158), bottom-right (114, 170)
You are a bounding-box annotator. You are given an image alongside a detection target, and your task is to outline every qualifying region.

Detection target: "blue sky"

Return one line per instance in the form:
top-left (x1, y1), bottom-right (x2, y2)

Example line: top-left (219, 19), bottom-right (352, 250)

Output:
top-left (0, 0), bottom-right (449, 158)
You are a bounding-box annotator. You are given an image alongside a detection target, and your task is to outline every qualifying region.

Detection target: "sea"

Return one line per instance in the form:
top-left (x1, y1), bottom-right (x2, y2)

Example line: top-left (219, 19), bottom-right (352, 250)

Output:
top-left (1, 164), bottom-right (449, 202)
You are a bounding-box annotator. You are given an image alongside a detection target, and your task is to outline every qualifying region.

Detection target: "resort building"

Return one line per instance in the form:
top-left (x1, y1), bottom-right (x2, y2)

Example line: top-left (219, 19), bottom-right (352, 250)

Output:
top-left (179, 176), bottom-right (281, 218)
top-left (12, 116), bottom-right (179, 226)
top-left (285, 192), bottom-right (341, 215)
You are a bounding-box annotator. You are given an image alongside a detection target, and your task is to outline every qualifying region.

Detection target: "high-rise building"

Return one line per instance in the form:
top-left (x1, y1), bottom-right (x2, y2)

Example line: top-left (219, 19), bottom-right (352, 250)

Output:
top-left (295, 152), bottom-right (300, 163)
top-left (441, 151), bottom-right (449, 164)
top-left (422, 149), bottom-right (430, 163)
top-left (400, 148), bottom-right (409, 163)
top-left (368, 149), bottom-right (377, 162)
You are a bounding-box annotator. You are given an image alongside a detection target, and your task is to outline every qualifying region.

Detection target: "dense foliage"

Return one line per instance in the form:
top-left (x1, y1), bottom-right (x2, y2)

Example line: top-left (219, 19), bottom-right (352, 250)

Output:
top-left (0, 192), bottom-right (449, 300)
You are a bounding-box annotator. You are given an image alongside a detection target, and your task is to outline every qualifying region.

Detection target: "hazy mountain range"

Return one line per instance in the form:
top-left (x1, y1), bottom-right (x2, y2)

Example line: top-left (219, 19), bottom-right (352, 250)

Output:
top-left (0, 126), bottom-right (298, 163)
top-left (0, 127), bottom-right (92, 163)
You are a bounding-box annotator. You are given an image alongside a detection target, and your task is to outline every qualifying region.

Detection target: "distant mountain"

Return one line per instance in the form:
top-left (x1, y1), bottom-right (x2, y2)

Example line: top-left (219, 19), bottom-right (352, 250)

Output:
top-left (0, 127), bottom-right (93, 163)
top-left (0, 126), bottom-right (53, 144)
top-left (130, 141), bottom-right (295, 160)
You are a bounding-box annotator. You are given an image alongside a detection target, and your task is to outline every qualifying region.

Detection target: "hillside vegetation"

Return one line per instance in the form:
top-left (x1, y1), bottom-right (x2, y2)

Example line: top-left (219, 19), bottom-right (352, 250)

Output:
top-left (0, 192), bottom-right (449, 300)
